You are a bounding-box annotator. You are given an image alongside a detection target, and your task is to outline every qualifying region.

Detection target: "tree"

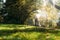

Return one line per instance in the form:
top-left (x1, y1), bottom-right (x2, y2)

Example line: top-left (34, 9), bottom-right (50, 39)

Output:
top-left (5, 0), bottom-right (36, 24)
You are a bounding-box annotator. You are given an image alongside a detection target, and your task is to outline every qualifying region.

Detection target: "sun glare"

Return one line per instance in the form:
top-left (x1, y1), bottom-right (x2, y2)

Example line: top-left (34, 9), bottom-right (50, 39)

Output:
top-left (3, 0), bottom-right (6, 3)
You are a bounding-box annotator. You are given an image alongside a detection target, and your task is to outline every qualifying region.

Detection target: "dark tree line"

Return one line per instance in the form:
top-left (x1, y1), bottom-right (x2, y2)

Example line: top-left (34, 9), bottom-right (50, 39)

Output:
top-left (1, 0), bottom-right (36, 24)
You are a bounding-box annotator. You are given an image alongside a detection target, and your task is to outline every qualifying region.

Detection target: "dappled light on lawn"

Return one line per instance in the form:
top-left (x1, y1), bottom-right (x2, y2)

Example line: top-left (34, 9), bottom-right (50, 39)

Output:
top-left (0, 24), bottom-right (59, 40)
top-left (0, 0), bottom-right (60, 40)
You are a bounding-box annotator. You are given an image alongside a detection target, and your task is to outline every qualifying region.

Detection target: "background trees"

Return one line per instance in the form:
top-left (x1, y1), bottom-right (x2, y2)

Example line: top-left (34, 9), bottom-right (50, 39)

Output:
top-left (5, 0), bottom-right (36, 24)
top-left (0, 0), bottom-right (60, 28)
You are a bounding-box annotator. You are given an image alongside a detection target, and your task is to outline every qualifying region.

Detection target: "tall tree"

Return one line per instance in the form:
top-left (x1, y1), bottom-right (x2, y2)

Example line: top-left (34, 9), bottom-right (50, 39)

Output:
top-left (5, 0), bottom-right (36, 24)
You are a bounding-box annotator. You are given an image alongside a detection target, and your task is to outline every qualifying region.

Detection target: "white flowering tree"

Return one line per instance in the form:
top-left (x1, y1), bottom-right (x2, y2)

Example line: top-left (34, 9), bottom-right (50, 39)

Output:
top-left (25, 0), bottom-right (60, 28)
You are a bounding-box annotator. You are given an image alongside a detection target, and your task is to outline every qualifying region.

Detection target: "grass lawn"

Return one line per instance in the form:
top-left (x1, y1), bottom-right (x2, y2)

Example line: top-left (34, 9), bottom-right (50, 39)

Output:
top-left (0, 24), bottom-right (60, 40)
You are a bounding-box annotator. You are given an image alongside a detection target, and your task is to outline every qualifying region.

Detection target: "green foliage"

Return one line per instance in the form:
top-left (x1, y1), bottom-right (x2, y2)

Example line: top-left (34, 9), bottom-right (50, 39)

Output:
top-left (5, 0), bottom-right (36, 24)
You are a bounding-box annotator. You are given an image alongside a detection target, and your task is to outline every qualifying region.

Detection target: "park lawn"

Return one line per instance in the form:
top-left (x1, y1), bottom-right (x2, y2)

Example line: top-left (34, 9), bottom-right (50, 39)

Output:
top-left (0, 24), bottom-right (60, 40)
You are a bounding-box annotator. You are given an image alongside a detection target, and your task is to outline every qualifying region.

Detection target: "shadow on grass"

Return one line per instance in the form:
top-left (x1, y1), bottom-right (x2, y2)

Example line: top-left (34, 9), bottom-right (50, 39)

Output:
top-left (0, 30), bottom-right (18, 37)
top-left (0, 28), bottom-right (59, 37)
top-left (0, 28), bottom-right (59, 40)
top-left (0, 24), bottom-right (27, 28)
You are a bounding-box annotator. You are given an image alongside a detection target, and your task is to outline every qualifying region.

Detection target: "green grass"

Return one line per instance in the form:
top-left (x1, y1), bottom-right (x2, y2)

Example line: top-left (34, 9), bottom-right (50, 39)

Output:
top-left (0, 24), bottom-right (60, 40)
